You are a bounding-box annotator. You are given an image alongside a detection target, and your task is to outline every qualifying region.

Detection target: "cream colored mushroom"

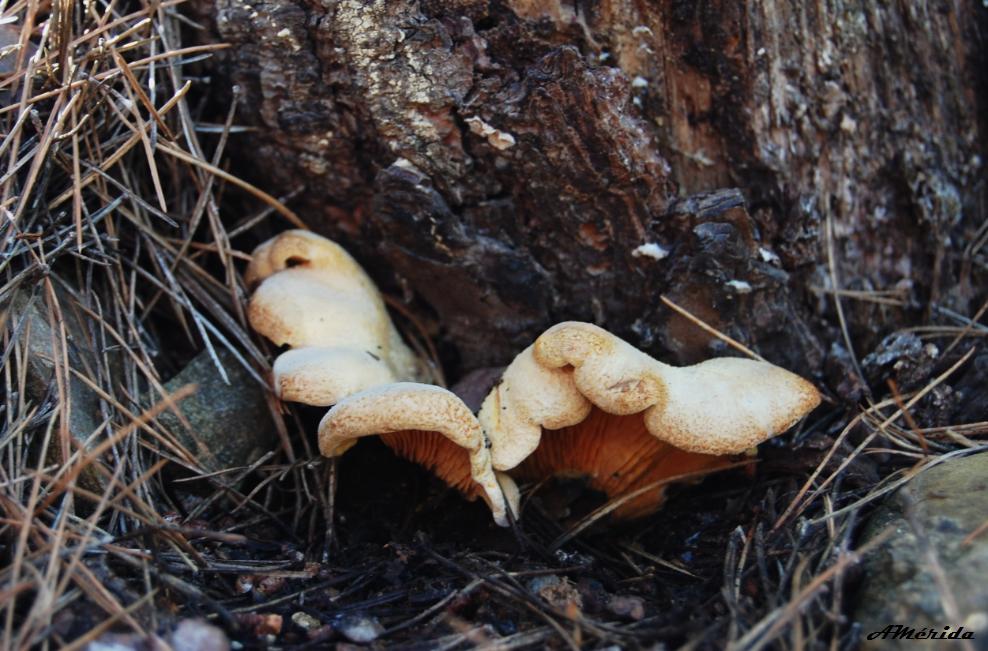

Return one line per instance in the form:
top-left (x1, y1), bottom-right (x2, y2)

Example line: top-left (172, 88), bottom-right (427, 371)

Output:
top-left (318, 383), bottom-right (519, 526)
top-left (246, 231), bottom-right (512, 523)
top-left (478, 322), bottom-right (821, 519)
top-left (247, 230), bottom-right (424, 403)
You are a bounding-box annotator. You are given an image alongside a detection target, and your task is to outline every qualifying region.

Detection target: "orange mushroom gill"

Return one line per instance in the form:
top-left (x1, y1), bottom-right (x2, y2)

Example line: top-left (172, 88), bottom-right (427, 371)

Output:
top-left (379, 430), bottom-right (484, 498)
top-left (318, 383), bottom-right (515, 525)
top-left (510, 407), bottom-right (746, 520)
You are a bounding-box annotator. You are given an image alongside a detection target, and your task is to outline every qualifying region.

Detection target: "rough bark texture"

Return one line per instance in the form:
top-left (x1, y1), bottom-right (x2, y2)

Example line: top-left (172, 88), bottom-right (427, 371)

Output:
top-left (195, 0), bottom-right (987, 377)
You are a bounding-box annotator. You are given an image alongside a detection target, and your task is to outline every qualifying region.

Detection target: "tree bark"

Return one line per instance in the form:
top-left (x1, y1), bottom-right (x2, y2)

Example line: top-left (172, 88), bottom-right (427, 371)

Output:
top-left (196, 0), bottom-right (987, 378)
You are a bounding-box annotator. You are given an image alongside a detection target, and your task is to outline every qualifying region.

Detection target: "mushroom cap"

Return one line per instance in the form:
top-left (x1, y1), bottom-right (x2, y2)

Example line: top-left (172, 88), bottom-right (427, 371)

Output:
top-left (245, 229), bottom-right (374, 290)
top-left (478, 345), bottom-right (591, 470)
top-left (272, 347), bottom-right (398, 406)
top-left (246, 232), bottom-right (510, 524)
top-left (644, 357), bottom-right (821, 455)
top-left (249, 268), bottom-right (387, 350)
top-left (479, 321), bottom-right (821, 471)
top-left (319, 383), bottom-right (517, 526)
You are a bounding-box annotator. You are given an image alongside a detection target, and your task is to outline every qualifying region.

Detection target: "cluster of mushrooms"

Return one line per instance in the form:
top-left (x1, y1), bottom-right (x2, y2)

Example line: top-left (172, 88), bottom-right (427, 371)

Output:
top-left (246, 230), bottom-right (821, 526)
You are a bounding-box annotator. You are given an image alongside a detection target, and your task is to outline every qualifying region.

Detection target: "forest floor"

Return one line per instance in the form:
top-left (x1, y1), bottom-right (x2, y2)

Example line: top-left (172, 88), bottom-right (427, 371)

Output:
top-left (1, 3), bottom-right (986, 650)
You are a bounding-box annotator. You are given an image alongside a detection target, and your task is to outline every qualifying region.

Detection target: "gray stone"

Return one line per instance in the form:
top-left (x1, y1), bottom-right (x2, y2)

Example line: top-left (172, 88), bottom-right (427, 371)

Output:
top-left (0, 25), bottom-right (38, 105)
top-left (153, 347), bottom-right (275, 475)
top-left (11, 288), bottom-right (276, 480)
top-left (854, 452), bottom-right (988, 650)
top-left (607, 595), bottom-right (645, 621)
top-left (11, 290), bottom-right (113, 489)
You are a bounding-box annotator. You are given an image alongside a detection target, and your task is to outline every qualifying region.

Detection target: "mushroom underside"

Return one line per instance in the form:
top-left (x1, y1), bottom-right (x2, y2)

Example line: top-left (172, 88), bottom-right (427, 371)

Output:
top-left (380, 430), bottom-right (483, 497)
top-left (513, 407), bottom-right (747, 520)
top-left (378, 430), bottom-right (517, 526)
top-left (381, 408), bottom-right (748, 522)
top-left (318, 383), bottom-right (513, 524)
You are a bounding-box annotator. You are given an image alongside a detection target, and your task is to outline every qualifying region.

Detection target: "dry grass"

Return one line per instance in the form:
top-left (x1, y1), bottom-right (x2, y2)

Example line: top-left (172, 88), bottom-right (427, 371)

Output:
top-left (0, 1), bottom-right (311, 647)
top-left (0, 1), bottom-right (985, 649)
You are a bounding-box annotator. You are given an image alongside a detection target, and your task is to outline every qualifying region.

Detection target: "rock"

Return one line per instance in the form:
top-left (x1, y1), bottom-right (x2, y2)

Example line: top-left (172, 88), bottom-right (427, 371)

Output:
top-left (10, 288), bottom-right (275, 482)
top-left (85, 637), bottom-right (153, 651)
top-left (861, 332), bottom-right (940, 391)
top-left (10, 290), bottom-right (114, 489)
top-left (290, 612), bottom-right (321, 631)
top-left (235, 612), bottom-right (282, 637)
top-left (0, 24), bottom-right (38, 105)
top-left (152, 347), bottom-right (275, 475)
top-left (854, 452), bottom-right (988, 650)
top-left (606, 595), bottom-right (645, 621)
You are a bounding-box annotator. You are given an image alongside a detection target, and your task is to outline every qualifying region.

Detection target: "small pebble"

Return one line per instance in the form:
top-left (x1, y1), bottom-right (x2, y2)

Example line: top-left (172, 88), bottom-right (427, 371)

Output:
top-left (291, 612), bottom-right (321, 631)
top-left (336, 614), bottom-right (384, 643)
top-left (607, 595), bottom-right (645, 621)
top-left (527, 575), bottom-right (583, 611)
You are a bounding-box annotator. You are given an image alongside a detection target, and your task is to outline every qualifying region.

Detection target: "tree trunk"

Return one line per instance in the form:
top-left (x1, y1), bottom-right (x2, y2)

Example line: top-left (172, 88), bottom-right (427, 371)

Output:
top-left (195, 0), bottom-right (987, 379)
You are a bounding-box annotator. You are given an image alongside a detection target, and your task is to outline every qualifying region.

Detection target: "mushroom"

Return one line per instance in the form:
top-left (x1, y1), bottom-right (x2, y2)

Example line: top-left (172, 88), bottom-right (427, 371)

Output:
top-left (318, 383), bottom-right (517, 526)
top-left (247, 234), bottom-right (820, 525)
top-left (246, 231), bottom-right (511, 521)
top-left (477, 322), bottom-right (821, 519)
top-left (246, 229), bottom-right (425, 403)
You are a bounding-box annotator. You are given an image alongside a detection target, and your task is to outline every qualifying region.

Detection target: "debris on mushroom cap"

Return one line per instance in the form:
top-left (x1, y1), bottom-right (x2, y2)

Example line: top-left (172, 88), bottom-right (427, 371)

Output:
top-left (319, 383), bottom-right (519, 526)
top-left (478, 321), bottom-right (821, 519)
top-left (246, 231), bottom-right (423, 404)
